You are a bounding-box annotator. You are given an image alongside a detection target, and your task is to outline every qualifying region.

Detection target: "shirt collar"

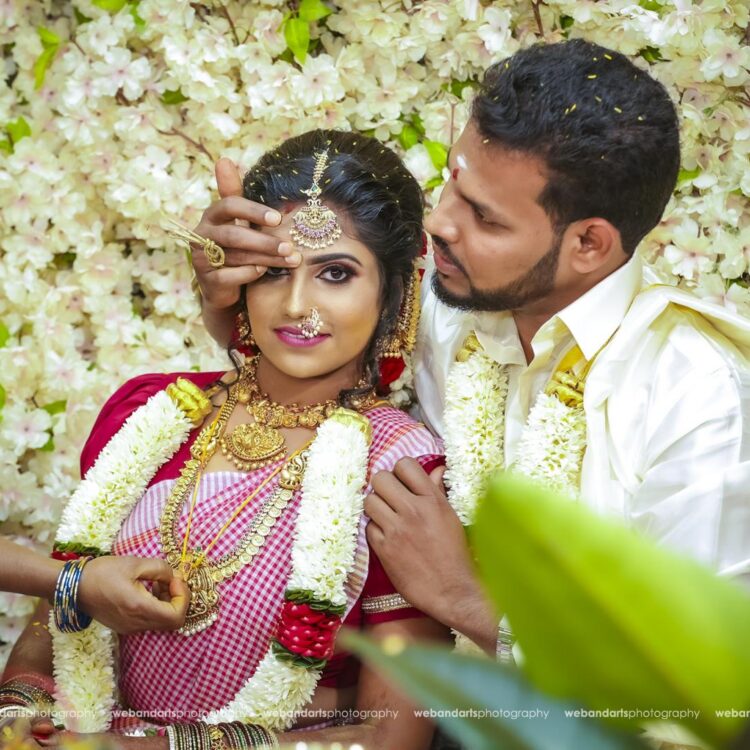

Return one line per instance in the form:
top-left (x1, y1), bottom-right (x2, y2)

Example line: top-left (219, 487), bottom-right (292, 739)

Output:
top-left (554, 255), bottom-right (643, 361)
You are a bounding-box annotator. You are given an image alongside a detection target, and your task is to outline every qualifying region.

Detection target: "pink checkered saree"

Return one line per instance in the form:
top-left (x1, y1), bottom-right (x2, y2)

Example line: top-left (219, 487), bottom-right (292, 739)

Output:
top-left (77, 373), bottom-right (443, 733)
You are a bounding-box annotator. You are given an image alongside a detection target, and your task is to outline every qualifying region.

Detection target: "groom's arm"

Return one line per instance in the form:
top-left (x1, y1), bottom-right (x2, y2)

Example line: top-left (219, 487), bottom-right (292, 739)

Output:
top-left (364, 457), bottom-right (500, 654)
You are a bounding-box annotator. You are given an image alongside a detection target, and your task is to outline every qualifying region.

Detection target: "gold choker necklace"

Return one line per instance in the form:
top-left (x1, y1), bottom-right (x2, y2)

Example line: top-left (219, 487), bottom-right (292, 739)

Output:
top-left (219, 356), bottom-right (378, 471)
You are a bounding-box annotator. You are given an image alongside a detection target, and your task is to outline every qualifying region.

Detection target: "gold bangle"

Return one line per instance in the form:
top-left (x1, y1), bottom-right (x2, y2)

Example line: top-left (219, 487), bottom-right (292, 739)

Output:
top-left (208, 725), bottom-right (227, 750)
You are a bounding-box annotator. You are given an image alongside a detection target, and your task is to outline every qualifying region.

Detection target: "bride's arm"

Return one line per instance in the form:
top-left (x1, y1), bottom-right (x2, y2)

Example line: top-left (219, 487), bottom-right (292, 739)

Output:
top-left (1, 600), bottom-right (54, 683)
top-left (277, 615), bottom-right (450, 750)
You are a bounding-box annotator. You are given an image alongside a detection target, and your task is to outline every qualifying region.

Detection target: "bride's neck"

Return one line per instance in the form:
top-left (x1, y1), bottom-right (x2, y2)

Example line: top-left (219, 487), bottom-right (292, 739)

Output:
top-left (254, 355), bottom-right (362, 406)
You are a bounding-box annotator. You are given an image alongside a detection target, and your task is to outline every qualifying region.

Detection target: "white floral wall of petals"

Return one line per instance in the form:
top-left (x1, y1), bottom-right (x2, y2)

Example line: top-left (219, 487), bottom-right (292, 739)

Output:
top-left (0, 0), bottom-right (748, 663)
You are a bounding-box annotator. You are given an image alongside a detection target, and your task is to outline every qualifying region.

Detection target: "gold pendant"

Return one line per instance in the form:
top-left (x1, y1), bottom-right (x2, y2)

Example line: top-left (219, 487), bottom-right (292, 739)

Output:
top-left (220, 422), bottom-right (286, 471)
top-left (172, 551), bottom-right (220, 636)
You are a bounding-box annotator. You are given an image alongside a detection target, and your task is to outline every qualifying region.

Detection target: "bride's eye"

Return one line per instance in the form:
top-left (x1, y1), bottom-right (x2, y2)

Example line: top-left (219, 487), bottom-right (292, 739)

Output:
top-left (319, 264), bottom-right (354, 283)
top-left (265, 267), bottom-right (289, 278)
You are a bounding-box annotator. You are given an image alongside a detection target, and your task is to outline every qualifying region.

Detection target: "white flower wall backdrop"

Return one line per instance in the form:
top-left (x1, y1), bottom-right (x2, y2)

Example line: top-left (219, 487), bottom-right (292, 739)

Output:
top-left (0, 0), bottom-right (748, 663)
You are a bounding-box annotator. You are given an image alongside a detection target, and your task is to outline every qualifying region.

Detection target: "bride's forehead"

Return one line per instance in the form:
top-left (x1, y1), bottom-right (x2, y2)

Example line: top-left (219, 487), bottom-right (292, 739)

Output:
top-left (261, 206), bottom-right (376, 263)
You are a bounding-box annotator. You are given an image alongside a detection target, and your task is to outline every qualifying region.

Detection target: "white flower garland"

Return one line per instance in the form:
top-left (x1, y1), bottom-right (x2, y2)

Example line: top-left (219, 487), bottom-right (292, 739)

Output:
top-left (52, 390), bottom-right (193, 732)
top-left (443, 336), bottom-right (509, 525)
top-left (55, 391), bottom-right (194, 551)
top-left (51, 390), bottom-right (370, 734)
top-left (443, 333), bottom-right (588, 524)
top-left (443, 334), bottom-right (589, 657)
top-left (513, 392), bottom-right (587, 499)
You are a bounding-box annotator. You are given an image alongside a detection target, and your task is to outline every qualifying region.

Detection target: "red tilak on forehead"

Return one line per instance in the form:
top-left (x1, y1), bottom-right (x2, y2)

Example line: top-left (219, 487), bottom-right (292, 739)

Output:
top-left (451, 167), bottom-right (460, 181)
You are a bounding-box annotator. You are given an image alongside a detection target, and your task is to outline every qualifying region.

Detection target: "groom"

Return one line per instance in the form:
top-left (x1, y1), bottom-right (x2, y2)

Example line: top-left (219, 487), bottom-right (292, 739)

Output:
top-left (190, 40), bottom-right (750, 654)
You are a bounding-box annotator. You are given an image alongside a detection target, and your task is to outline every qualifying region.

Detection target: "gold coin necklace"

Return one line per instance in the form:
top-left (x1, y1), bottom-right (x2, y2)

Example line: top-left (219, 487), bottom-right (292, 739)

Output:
top-left (159, 375), bottom-right (312, 636)
top-left (219, 355), bottom-right (337, 472)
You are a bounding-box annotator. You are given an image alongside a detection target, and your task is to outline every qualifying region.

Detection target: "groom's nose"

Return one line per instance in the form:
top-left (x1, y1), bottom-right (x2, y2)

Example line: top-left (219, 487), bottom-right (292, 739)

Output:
top-left (425, 192), bottom-right (460, 247)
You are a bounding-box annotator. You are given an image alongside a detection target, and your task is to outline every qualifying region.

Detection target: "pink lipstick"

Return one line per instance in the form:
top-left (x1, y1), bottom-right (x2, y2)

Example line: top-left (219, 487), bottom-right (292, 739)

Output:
top-left (275, 327), bottom-right (330, 348)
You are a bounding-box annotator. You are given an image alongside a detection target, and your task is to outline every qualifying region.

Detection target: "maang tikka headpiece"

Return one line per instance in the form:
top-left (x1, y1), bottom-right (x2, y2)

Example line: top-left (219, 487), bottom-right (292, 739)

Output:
top-left (289, 149), bottom-right (342, 250)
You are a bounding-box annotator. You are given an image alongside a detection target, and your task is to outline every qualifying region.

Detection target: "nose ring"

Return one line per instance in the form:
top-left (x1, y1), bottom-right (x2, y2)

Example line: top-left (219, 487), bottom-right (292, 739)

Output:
top-left (298, 307), bottom-right (322, 339)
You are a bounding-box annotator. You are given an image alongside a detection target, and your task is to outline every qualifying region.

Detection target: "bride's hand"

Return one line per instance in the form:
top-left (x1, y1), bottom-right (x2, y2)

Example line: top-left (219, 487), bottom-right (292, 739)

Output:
top-left (77, 556), bottom-right (190, 634)
top-left (191, 158), bottom-right (301, 310)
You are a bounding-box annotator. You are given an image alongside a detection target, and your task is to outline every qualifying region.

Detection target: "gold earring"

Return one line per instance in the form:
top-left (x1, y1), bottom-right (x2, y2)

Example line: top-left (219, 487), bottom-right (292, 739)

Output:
top-left (237, 311), bottom-right (256, 348)
top-left (381, 265), bottom-right (421, 359)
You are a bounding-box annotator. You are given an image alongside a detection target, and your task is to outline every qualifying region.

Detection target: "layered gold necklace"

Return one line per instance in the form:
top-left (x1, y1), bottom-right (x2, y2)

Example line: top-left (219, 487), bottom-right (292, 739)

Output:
top-left (160, 358), bottom-right (381, 635)
top-left (219, 355), bottom-right (377, 471)
top-left (160, 377), bottom-right (315, 634)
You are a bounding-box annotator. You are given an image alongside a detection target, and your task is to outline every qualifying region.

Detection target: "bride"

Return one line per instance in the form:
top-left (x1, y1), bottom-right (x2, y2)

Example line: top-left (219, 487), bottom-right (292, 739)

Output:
top-left (3, 129), bottom-right (447, 749)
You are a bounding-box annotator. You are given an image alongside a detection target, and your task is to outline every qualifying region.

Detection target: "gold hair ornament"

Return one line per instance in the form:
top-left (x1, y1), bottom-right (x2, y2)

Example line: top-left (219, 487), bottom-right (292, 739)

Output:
top-left (289, 150), bottom-right (342, 250)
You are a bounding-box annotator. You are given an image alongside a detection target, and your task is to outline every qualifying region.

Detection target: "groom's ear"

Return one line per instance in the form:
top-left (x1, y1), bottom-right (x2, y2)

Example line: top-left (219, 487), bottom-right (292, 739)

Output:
top-left (215, 157), bottom-right (244, 199)
top-left (565, 217), bottom-right (624, 275)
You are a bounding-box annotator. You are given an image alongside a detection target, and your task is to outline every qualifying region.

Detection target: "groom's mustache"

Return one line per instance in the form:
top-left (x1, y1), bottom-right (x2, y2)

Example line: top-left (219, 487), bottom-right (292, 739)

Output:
top-left (431, 235), bottom-right (468, 277)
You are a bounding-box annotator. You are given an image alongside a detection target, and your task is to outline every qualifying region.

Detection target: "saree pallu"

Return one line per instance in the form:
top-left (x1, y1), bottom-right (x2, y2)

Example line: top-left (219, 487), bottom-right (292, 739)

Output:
top-left (76, 372), bottom-right (443, 733)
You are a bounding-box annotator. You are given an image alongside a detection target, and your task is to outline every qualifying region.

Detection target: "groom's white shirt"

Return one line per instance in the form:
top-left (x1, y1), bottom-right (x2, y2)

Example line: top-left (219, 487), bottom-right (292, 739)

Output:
top-left (415, 254), bottom-right (750, 584)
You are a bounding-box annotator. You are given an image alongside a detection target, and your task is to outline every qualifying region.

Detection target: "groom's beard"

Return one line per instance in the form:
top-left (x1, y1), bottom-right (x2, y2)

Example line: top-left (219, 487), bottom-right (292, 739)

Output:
top-left (430, 233), bottom-right (562, 313)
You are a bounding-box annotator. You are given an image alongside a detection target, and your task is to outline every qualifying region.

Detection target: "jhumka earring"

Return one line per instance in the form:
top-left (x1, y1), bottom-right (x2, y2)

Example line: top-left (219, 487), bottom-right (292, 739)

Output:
top-left (289, 149), bottom-right (342, 250)
top-left (237, 311), bottom-right (256, 349)
top-left (297, 307), bottom-right (323, 339)
top-left (380, 265), bottom-right (421, 359)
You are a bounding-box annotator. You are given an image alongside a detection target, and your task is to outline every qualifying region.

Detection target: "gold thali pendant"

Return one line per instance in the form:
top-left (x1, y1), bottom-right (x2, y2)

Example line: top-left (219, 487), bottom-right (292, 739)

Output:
top-left (169, 551), bottom-right (220, 636)
top-left (220, 422), bottom-right (285, 471)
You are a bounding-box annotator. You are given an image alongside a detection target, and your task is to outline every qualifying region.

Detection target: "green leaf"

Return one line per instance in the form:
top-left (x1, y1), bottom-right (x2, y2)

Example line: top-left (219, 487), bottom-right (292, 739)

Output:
top-left (473, 474), bottom-right (750, 748)
top-left (560, 14), bottom-right (575, 29)
top-left (74, 8), bottom-right (93, 24)
top-left (6, 117), bottom-right (31, 145)
top-left (638, 0), bottom-right (662, 10)
top-left (398, 124), bottom-right (420, 150)
top-left (0, 383), bottom-right (5, 412)
top-left (342, 632), bottom-right (648, 750)
top-left (128, 1), bottom-right (146, 30)
top-left (161, 88), bottom-right (189, 105)
top-left (33, 28), bottom-right (61, 90)
top-left (92, 0), bottom-right (128, 11)
top-left (53, 252), bottom-right (77, 269)
top-left (425, 175), bottom-right (445, 190)
top-left (0, 139), bottom-right (11, 155)
top-left (284, 17), bottom-right (310, 64)
top-left (34, 48), bottom-right (58, 89)
top-left (0, 322), bottom-right (9, 349)
top-left (411, 113), bottom-right (426, 136)
top-left (38, 27), bottom-right (61, 48)
top-left (276, 47), bottom-right (295, 65)
top-left (448, 78), bottom-right (476, 99)
top-left (424, 139), bottom-right (448, 171)
top-left (42, 400), bottom-right (67, 416)
top-left (53, 541), bottom-right (104, 557)
top-left (39, 433), bottom-right (55, 452)
top-left (298, 0), bottom-right (332, 22)
top-left (677, 167), bottom-right (701, 184)
top-left (639, 46), bottom-right (664, 64)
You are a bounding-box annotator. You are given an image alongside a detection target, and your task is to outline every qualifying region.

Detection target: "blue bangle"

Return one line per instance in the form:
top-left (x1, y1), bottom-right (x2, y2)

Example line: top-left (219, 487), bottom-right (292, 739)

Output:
top-left (53, 557), bottom-right (94, 633)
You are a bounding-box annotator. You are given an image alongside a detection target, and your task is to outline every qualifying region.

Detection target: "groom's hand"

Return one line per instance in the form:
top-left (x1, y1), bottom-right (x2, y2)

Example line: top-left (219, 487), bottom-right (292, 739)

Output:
top-left (365, 458), bottom-right (476, 623)
top-left (365, 458), bottom-right (500, 652)
top-left (191, 158), bottom-right (302, 311)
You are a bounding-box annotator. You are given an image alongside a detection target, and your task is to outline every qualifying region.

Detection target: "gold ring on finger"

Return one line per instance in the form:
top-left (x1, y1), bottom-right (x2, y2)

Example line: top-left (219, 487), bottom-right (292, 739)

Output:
top-left (201, 238), bottom-right (225, 269)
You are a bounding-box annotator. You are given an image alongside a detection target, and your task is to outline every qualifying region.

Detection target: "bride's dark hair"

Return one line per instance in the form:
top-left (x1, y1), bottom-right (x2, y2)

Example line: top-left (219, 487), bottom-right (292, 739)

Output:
top-left (239, 128), bottom-right (424, 408)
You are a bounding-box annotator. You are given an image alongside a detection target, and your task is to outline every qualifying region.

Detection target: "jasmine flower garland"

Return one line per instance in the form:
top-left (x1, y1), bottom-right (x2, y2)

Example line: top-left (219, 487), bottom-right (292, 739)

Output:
top-left (443, 331), bottom-right (589, 525)
top-left (52, 389), bottom-right (194, 732)
top-left (443, 333), bottom-right (509, 525)
top-left (443, 333), bottom-right (589, 656)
